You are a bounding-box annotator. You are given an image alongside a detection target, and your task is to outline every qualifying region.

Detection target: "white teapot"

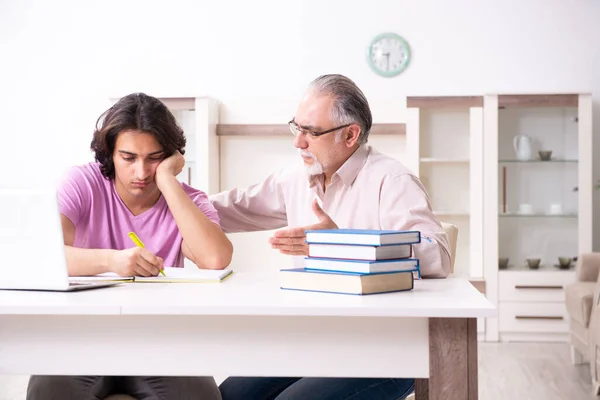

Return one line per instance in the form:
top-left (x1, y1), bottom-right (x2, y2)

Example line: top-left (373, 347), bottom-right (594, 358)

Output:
top-left (513, 135), bottom-right (532, 161)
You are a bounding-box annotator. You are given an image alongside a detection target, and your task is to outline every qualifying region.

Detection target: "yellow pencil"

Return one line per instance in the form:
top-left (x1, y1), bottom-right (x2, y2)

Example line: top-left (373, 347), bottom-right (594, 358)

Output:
top-left (128, 231), bottom-right (166, 277)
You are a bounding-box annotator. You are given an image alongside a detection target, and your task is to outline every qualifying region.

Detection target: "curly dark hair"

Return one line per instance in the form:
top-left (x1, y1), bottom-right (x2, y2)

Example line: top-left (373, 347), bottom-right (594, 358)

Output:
top-left (91, 93), bottom-right (186, 179)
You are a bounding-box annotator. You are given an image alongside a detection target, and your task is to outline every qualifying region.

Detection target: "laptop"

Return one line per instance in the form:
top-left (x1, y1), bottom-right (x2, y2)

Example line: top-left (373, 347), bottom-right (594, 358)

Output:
top-left (0, 188), bottom-right (121, 292)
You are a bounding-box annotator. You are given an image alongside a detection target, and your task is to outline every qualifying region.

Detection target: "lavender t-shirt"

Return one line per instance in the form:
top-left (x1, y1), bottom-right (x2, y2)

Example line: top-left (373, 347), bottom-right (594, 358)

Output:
top-left (58, 162), bottom-right (220, 268)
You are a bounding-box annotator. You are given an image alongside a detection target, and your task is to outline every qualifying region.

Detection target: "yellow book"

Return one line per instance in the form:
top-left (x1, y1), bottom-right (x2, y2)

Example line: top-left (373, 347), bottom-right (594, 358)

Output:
top-left (280, 268), bottom-right (413, 295)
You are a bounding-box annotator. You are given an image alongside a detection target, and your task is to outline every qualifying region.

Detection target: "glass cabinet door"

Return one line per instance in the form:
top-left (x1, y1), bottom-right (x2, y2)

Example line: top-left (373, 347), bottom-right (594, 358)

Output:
top-left (497, 99), bottom-right (579, 271)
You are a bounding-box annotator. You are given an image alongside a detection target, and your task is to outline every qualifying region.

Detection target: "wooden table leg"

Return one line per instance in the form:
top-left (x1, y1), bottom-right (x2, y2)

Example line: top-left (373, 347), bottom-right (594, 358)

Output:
top-left (415, 378), bottom-right (429, 400)
top-left (419, 317), bottom-right (477, 400)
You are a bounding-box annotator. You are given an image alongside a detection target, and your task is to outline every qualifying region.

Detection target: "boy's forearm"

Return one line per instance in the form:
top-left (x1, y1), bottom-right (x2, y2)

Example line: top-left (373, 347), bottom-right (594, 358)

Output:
top-left (158, 175), bottom-right (233, 269)
top-left (64, 246), bottom-right (114, 276)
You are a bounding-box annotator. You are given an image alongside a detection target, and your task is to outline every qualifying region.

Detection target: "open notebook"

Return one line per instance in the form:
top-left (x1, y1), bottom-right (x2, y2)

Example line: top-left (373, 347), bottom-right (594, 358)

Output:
top-left (70, 267), bottom-right (233, 283)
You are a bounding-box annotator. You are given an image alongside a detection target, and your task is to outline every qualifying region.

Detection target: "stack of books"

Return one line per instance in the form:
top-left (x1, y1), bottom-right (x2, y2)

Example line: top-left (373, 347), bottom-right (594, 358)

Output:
top-left (280, 229), bottom-right (421, 295)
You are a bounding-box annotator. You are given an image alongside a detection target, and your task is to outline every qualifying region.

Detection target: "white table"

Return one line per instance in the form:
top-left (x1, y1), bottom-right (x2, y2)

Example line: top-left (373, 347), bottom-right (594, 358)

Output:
top-left (0, 273), bottom-right (495, 400)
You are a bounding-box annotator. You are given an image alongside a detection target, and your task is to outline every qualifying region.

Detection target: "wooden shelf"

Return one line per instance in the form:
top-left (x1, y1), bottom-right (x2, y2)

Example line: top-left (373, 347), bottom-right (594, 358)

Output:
top-left (217, 124), bottom-right (289, 137)
top-left (111, 97), bottom-right (198, 110)
top-left (420, 158), bottom-right (470, 163)
top-left (499, 213), bottom-right (577, 218)
top-left (407, 96), bottom-right (483, 108)
top-left (469, 279), bottom-right (486, 294)
top-left (499, 265), bottom-right (575, 272)
top-left (498, 94), bottom-right (578, 108)
top-left (216, 123), bottom-right (406, 137)
top-left (157, 98), bottom-right (196, 110)
top-left (499, 159), bottom-right (578, 163)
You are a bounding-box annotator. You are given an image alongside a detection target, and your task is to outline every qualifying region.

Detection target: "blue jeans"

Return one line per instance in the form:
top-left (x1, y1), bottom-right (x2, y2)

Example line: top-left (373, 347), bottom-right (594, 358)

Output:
top-left (219, 377), bottom-right (415, 400)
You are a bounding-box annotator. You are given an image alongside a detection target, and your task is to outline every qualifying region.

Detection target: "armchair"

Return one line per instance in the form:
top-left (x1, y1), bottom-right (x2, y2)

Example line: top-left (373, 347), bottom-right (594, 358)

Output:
top-left (441, 222), bottom-right (458, 273)
top-left (565, 253), bottom-right (600, 392)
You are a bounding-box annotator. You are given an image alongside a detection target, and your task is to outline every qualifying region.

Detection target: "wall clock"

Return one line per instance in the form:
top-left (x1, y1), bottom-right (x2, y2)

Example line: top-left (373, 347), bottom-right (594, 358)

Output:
top-left (367, 33), bottom-right (411, 77)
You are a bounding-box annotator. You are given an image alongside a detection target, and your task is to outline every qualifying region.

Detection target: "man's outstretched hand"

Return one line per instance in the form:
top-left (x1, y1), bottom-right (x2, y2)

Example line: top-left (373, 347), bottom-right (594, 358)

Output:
top-left (269, 199), bottom-right (338, 256)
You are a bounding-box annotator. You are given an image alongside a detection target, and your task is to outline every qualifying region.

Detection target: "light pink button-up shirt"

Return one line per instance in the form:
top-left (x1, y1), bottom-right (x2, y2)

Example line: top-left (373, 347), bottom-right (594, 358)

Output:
top-left (209, 144), bottom-right (451, 278)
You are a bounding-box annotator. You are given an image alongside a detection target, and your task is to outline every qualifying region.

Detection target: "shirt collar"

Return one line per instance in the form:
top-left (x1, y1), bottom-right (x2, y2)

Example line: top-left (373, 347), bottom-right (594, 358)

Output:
top-left (308, 144), bottom-right (371, 190)
top-left (306, 144), bottom-right (371, 191)
top-left (334, 144), bottom-right (370, 187)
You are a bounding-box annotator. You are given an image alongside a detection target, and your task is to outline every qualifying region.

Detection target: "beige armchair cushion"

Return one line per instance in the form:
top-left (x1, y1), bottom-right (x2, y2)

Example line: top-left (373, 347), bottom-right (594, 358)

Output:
top-left (577, 253), bottom-right (600, 282)
top-left (566, 282), bottom-right (596, 327)
top-left (588, 306), bottom-right (600, 388)
top-left (441, 222), bottom-right (458, 273)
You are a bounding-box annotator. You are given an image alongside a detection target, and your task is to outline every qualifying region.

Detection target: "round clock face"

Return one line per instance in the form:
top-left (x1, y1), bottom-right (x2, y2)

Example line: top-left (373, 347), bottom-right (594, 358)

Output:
top-left (367, 33), bottom-right (411, 77)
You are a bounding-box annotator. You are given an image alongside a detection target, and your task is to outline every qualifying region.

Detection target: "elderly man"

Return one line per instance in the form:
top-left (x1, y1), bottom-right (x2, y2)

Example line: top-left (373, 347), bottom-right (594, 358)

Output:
top-left (210, 74), bottom-right (451, 400)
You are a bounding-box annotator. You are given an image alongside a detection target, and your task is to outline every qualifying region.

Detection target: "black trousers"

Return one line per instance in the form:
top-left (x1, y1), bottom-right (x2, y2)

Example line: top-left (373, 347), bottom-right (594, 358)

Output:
top-left (27, 375), bottom-right (222, 400)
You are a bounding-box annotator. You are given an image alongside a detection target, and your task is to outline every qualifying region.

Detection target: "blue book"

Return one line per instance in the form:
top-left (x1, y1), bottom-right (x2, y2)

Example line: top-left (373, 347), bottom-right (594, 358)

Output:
top-left (280, 268), bottom-right (414, 295)
top-left (305, 229), bottom-right (421, 246)
top-left (304, 257), bottom-right (420, 277)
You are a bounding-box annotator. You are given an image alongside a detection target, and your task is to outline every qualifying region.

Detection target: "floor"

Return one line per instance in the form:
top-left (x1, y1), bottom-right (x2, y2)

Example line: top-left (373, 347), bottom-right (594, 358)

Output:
top-left (478, 342), bottom-right (596, 400)
top-left (0, 343), bottom-right (596, 399)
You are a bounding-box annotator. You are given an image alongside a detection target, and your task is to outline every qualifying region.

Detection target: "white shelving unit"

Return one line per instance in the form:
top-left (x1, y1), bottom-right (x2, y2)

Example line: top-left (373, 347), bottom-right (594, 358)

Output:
top-left (406, 96), bottom-right (486, 339)
top-left (483, 93), bottom-right (593, 342)
top-left (406, 96), bottom-right (484, 281)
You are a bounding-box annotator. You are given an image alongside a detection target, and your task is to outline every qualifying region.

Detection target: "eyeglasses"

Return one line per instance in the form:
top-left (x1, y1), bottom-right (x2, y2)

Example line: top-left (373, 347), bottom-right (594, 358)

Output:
top-left (288, 119), bottom-right (352, 138)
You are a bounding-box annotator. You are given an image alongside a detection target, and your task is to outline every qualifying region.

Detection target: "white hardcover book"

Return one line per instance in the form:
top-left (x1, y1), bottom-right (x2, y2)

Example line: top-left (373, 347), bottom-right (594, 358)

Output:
top-left (308, 243), bottom-right (412, 261)
top-left (304, 257), bottom-right (419, 274)
top-left (305, 229), bottom-right (421, 246)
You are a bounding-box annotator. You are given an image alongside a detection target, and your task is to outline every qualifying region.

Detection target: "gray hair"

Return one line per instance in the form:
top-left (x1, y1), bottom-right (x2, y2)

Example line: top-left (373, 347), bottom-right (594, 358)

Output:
top-left (309, 74), bottom-right (373, 145)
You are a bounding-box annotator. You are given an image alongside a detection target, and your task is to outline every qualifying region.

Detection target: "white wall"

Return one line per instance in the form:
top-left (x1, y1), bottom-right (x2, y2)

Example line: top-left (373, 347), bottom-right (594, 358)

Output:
top-left (1, 0), bottom-right (599, 246)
